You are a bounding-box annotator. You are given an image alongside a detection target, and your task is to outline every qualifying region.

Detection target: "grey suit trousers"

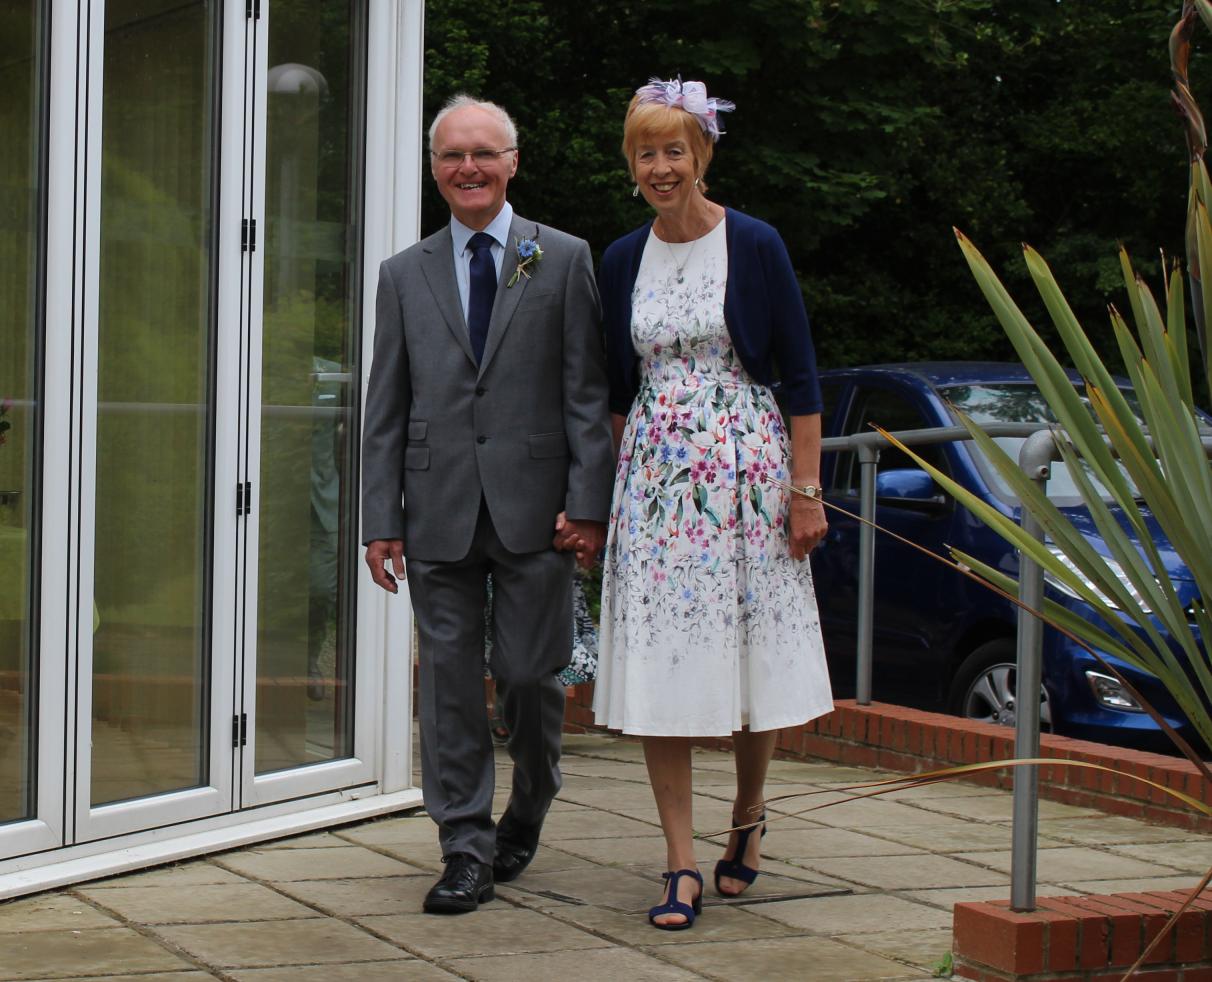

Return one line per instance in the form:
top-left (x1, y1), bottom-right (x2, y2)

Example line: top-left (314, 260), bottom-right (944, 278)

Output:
top-left (406, 501), bottom-right (573, 863)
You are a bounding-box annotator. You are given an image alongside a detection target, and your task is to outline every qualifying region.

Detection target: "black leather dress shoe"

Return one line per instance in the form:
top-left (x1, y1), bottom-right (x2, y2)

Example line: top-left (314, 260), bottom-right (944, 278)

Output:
top-left (493, 811), bottom-right (543, 883)
top-left (422, 853), bottom-right (494, 914)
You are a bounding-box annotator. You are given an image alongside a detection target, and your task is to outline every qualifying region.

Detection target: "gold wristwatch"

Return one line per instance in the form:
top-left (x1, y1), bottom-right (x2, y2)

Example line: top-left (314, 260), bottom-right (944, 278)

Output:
top-left (793, 484), bottom-right (821, 500)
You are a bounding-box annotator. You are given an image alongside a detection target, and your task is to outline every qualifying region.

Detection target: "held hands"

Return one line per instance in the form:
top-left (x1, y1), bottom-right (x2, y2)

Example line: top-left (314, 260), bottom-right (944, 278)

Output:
top-left (365, 539), bottom-right (406, 593)
top-left (553, 512), bottom-right (606, 570)
top-left (788, 495), bottom-right (827, 562)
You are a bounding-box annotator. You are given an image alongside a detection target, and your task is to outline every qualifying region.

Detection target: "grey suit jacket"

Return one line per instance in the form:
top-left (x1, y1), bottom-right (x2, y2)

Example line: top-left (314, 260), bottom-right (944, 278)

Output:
top-left (361, 213), bottom-right (614, 561)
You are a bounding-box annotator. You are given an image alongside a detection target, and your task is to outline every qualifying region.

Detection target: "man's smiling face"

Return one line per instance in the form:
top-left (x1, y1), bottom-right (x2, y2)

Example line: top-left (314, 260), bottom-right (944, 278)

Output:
top-left (430, 106), bottom-right (518, 230)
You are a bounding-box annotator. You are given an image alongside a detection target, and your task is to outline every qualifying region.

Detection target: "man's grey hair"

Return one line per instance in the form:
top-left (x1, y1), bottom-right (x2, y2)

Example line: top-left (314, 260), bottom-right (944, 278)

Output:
top-left (427, 95), bottom-right (519, 152)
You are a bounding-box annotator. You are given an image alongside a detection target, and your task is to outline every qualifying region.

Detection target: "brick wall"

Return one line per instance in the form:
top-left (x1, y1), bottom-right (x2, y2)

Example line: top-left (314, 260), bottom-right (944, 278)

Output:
top-left (952, 891), bottom-right (1212, 981)
top-left (564, 689), bottom-right (1212, 834)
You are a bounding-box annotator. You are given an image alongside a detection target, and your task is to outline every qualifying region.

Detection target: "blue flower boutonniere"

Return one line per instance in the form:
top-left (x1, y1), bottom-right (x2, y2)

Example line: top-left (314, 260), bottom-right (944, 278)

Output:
top-left (507, 235), bottom-right (543, 287)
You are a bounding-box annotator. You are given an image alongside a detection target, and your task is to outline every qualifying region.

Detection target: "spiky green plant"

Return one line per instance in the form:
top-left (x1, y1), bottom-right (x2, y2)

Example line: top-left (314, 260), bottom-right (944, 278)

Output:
top-left (878, 0), bottom-right (1212, 779)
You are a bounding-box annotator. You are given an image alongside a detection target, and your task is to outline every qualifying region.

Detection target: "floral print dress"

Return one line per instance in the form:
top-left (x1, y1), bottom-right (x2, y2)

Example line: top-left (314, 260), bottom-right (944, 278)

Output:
top-left (593, 218), bottom-right (833, 736)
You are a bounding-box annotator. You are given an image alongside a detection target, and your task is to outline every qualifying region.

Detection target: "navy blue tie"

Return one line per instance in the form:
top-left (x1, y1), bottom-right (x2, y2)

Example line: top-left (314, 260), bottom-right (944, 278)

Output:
top-left (467, 232), bottom-right (496, 364)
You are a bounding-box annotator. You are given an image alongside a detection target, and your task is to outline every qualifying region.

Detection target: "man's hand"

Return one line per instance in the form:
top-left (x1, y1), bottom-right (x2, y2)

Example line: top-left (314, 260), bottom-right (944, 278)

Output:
top-left (788, 496), bottom-right (827, 562)
top-left (553, 512), bottom-right (607, 569)
top-left (365, 539), bottom-right (406, 593)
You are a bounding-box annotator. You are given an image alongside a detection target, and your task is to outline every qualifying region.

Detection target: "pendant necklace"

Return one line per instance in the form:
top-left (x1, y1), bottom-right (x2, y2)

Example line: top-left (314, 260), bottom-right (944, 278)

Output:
top-left (664, 236), bottom-right (699, 284)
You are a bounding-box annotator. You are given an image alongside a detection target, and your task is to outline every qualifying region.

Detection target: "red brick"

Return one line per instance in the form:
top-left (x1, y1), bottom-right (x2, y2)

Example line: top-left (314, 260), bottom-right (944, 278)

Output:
top-left (1037, 897), bottom-right (1111, 968)
top-left (1182, 967), bottom-right (1212, 982)
top-left (1074, 897), bottom-right (1144, 967)
top-left (952, 903), bottom-right (1046, 975)
top-left (1034, 908), bottom-right (1079, 971)
top-left (1101, 896), bottom-right (1174, 964)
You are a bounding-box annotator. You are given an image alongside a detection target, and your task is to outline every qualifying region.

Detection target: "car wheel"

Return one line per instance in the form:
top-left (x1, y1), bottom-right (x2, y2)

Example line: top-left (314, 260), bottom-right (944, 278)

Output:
top-left (947, 639), bottom-right (1053, 732)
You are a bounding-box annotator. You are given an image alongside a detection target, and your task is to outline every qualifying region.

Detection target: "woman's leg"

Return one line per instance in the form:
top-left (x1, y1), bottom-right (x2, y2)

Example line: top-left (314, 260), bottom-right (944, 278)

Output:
top-left (642, 735), bottom-right (700, 925)
top-left (717, 727), bottom-right (778, 895)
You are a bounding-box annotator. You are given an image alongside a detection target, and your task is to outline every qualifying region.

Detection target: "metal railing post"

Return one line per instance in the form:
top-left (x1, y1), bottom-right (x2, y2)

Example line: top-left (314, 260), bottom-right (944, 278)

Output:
top-left (1010, 429), bottom-right (1054, 912)
top-left (855, 445), bottom-right (879, 705)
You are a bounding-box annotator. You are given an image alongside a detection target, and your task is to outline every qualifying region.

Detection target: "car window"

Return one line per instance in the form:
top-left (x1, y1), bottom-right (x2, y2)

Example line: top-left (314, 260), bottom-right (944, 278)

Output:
top-left (941, 381), bottom-right (1148, 502)
top-left (818, 381), bottom-right (843, 438)
top-left (829, 387), bottom-right (948, 496)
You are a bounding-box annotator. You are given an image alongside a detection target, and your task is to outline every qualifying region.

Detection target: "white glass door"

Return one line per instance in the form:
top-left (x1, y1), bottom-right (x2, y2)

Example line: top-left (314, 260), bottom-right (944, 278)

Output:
top-left (0, 0), bottom-right (63, 859)
top-left (238, 0), bottom-right (375, 806)
top-left (72, 0), bottom-right (243, 841)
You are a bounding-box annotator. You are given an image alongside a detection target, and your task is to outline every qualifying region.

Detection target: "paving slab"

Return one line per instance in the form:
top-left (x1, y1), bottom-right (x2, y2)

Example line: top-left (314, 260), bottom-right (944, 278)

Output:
top-left (0, 927), bottom-right (195, 979)
top-left (149, 918), bottom-right (404, 969)
top-left (955, 845), bottom-right (1185, 881)
top-left (860, 821), bottom-right (1018, 853)
top-left (804, 851), bottom-right (1008, 890)
top-left (1108, 840), bottom-right (1212, 872)
top-left (268, 874), bottom-right (433, 916)
top-left (788, 797), bottom-right (992, 830)
top-left (77, 881), bottom-right (322, 925)
top-left (494, 865), bottom-right (665, 912)
top-left (0, 893), bottom-right (121, 933)
top-left (87, 862), bottom-right (246, 890)
top-left (650, 934), bottom-right (920, 981)
top-left (216, 845), bottom-right (422, 882)
top-left (836, 927), bottom-right (957, 973)
top-left (762, 826), bottom-right (921, 860)
top-left (260, 831), bottom-right (350, 849)
top-left (231, 965), bottom-right (452, 982)
top-left (754, 892), bottom-right (952, 935)
top-left (903, 794), bottom-right (1101, 823)
top-left (1056, 874), bottom-right (1210, 894)
top-left (548, 835), bottom-right (678, 867)
top-left (15, 975), bottom-right (213, 982)
top-left (441, 946), bottom-right (703, 982)
top-left (551, 899), bottom-right (804, 945)
top-left (1037, 815), bottom-right (1210, 845)
top-left (356, 906), bottom-right (612, 958)
top-left (902, 883), bottom-right (1070, 909)
top-left (541, 808), bottom-right (662, 840)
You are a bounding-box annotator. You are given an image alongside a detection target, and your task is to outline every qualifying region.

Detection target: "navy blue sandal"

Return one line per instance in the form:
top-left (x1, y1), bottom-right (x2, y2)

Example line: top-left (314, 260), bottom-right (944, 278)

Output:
top-left (714, 811), bottom-right (767, 896)
top-left (648, 868), bottom-right (703, 930)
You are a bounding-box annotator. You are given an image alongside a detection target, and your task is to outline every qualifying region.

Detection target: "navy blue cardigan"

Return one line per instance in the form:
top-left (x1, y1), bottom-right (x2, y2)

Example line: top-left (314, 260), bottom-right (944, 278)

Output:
top-left (599, 207), bottom-right (823, 417)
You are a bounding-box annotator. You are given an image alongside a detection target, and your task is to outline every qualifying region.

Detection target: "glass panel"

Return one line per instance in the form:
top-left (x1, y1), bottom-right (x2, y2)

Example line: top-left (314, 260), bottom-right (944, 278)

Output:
top-left (91, 0), bottom-right (217, 806)
top-left (0, 0), bottom-right (44, 825)
top-left (255, 1), bottom-right (362, 773)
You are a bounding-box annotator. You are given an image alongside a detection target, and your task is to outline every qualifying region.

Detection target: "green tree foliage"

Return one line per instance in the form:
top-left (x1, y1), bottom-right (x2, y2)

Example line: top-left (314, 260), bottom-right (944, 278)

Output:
top-left (422, 0), bottom-right (1191, 370)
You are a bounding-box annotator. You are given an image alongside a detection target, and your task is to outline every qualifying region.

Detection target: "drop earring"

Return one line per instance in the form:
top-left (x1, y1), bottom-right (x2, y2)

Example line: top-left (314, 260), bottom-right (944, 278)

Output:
top-left (694, 177), bottom-right (701, 188)
top-left (632, 184), bottom-right (640, 198)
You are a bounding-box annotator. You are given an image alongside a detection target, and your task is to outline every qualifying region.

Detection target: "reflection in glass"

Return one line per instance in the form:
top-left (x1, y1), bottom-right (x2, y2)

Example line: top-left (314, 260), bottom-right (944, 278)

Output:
top-left (91, 0), bottom-right (216, 805)
top-left (942, 382), bottom-right (1147, 503)
top-left (0, 1), bottom-right (42, 824)
top-left (255, 1), bottom-right (361, 772)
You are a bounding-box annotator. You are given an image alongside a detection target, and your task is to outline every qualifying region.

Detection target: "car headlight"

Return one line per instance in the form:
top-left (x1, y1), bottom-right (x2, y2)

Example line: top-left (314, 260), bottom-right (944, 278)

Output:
top-left (1043, 546), bottom-right (1153, 614)
top-left (1085, 671), bottom-right (1144, 712)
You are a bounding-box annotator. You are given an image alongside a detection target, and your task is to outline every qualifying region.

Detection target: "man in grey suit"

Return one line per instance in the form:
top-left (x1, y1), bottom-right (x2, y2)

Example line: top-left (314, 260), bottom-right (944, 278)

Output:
top-left (362, 95), bottom-right (613, 914)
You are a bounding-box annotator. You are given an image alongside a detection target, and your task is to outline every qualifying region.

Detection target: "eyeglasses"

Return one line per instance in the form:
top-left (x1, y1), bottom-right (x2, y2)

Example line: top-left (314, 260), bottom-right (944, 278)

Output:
top-left (431, 147), bottom-right (517, 168)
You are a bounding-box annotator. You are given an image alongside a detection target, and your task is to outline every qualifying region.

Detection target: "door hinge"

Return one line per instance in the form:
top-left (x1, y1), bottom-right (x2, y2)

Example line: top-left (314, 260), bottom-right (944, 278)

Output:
top-left (232, 713), bottom-right (247, 747)
top-left (241, 218), bottom-right (257, 252)
top-left (236, 481), bottom-right (252, 516)
top-left (246, 0), bottom-right (261, 20)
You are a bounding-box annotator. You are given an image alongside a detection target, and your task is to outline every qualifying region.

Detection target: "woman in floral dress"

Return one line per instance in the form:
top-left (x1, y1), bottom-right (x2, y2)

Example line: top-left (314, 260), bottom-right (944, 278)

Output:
top-left (593, 79), bottom-right (833, 930)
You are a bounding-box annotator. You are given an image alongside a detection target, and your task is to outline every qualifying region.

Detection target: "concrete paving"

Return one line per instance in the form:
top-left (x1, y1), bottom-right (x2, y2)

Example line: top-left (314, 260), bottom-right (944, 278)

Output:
top-left (1, 730), bottom-right (1209, 981)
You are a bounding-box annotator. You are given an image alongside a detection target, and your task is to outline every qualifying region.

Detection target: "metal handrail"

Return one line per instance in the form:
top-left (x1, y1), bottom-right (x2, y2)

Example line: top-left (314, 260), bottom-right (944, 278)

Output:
top-left (828, 420), bottom-right (1212, 912)
top-left (823, 422), bottom-right (1050, 707)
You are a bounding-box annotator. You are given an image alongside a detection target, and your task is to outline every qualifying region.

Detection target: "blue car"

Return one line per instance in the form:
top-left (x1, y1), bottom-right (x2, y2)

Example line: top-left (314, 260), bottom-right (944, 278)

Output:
top-left (809, 362), bottom-right (1206, 753)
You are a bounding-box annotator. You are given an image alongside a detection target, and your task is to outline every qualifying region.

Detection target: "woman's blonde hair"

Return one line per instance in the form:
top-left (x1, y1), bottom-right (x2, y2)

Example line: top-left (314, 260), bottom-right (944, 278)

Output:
top-left (621, 95), bottom-right (715, 193)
